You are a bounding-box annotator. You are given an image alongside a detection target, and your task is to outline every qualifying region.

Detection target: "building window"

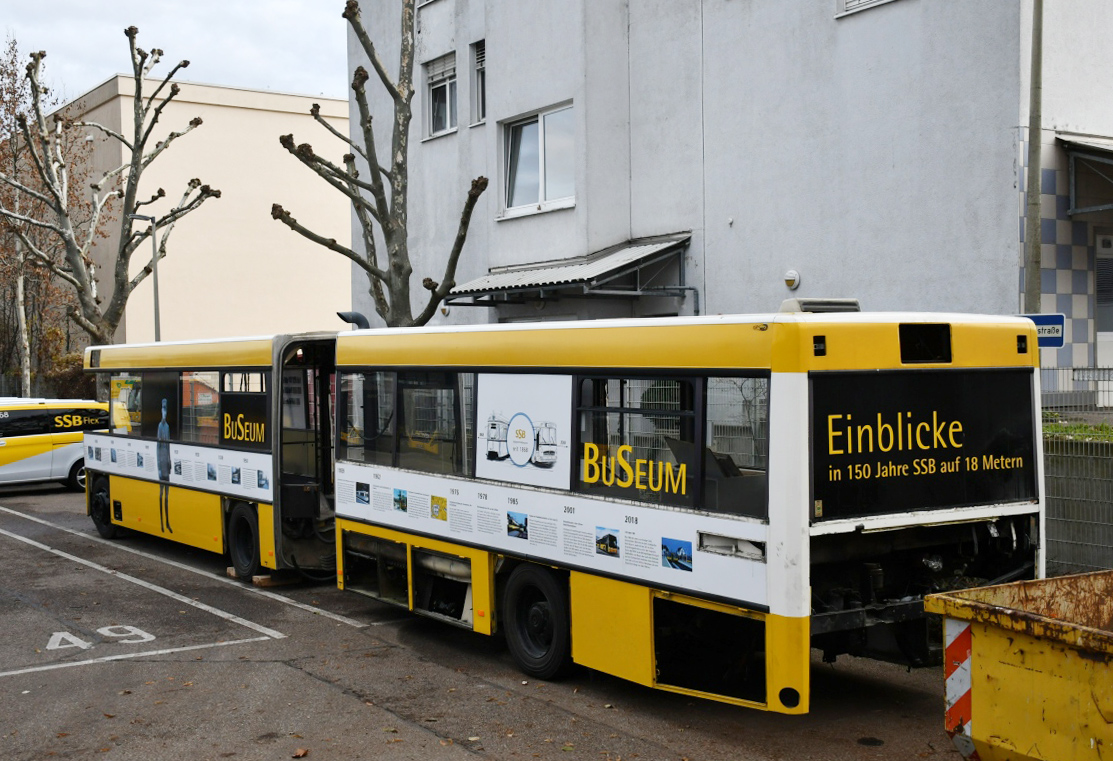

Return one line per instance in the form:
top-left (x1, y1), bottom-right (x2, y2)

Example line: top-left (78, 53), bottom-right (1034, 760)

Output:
top-left (836, 0), bottom-right (901, 16)
top-left (505, 104), bottom-right (574, 212)
top-left (425, 53), bottom-right (457, 137)
top-left (472, 40), bottom-right (486, 123)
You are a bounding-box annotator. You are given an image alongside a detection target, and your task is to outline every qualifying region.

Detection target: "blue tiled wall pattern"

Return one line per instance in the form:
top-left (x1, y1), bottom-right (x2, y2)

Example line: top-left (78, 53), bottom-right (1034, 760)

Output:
top-left (1019, 131), bottom-right (1094, 370)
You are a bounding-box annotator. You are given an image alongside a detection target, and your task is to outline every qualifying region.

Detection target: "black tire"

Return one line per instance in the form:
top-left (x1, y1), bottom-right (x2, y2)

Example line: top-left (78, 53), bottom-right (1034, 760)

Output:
top-left (89, 476), bottom-right (120, 539)
top-left (66, 459), bottom-right (87, 492)
top-left (503, 564), bottom-right (571, 680)
top-left (228, 503), bottom-right (260, 580)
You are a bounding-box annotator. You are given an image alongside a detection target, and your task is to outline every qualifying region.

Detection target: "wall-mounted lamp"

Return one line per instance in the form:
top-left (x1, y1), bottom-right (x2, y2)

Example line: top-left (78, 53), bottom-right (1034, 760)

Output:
top-left (784, 269), bottom-right (801, 290)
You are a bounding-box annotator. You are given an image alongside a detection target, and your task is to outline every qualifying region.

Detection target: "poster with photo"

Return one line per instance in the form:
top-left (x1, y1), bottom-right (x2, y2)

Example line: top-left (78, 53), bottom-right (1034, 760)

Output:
top-left (475, 373), bottom-right (572, 490)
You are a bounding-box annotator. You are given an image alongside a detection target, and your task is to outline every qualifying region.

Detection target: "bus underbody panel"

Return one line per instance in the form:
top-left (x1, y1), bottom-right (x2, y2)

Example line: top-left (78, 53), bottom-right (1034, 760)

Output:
top-left (809, 513), bottom-right (1038, 666)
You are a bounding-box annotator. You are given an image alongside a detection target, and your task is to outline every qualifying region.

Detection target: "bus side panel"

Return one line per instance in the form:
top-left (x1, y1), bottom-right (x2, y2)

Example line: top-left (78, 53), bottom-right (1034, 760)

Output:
top-left (569, 572), bottom-right (655, 687)
top-left (336, 519), bottom-right (495, 636)
top-left (257, 502), bottom-right (277, 570)
top-left (108, 475), bottom-right (224, 554)
top-left (765, 613), bottom-right (810, 714)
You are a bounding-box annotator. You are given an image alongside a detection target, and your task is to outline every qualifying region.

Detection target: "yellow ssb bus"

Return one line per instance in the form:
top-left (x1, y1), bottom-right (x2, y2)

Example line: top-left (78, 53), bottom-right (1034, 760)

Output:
top-left (331, 306), bottom-right (1043, 713)
top-left (82, 333), bottom-right (337, 578)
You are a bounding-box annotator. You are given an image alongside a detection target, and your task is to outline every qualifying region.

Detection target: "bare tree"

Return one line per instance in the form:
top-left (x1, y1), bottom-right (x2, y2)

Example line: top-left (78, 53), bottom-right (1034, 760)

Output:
top-left (0, 27), bottom-right (220, 348)
top-left (0, 34), bottom-right (85, 395)
top-left (272, 0), bottom-right (487, 328)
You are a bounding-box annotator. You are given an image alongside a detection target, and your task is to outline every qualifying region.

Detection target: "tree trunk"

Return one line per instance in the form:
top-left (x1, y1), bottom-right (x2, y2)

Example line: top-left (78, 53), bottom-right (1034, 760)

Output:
top-left (15, 241), bottom-right (31, 396)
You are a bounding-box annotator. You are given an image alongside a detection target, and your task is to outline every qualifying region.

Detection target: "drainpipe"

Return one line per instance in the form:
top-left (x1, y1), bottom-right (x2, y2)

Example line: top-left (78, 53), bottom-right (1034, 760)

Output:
top-left (1023, 0), bottom-right (1044, 314)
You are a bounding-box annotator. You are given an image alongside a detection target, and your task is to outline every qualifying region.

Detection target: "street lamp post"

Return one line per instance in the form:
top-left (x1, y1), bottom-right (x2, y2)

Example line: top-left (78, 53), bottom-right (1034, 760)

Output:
top-left (128, 214), bottom-right (160, 341)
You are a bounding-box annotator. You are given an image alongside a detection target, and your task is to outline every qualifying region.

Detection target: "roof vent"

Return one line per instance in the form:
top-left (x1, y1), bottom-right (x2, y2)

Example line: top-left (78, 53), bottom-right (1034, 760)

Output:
top-left (779, 298), bottom-right (861, 313)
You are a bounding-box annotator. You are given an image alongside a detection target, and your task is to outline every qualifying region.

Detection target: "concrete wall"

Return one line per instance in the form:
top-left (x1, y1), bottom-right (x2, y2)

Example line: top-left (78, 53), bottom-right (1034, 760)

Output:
top-left (69, 77), bottom-right (352, 343)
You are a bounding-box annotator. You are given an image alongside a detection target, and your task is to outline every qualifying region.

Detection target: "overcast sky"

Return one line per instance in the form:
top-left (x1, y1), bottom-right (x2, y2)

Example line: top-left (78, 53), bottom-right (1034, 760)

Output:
top-left (3, 0), bottom-right (351, 105)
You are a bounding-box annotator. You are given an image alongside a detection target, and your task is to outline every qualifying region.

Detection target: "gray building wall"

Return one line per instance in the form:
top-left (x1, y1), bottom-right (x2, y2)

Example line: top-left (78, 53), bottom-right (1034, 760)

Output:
top-left (348, 0), bottom-right (1113, 350)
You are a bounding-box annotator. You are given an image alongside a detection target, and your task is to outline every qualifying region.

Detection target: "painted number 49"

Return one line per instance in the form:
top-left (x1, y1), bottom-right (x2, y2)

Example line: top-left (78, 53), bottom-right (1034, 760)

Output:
top-left (47, 625), bottom-right (155, 651)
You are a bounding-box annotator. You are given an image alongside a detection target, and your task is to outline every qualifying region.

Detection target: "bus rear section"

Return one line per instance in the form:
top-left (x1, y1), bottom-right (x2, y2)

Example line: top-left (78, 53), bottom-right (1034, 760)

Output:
top-left (328, 312), bottom-right (1041, 714)
top-left (801, 317), bottom-right (1042, 668)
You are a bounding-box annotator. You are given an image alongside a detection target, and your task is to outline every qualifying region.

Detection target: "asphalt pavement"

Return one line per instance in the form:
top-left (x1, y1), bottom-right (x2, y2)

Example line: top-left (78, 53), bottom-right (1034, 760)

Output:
top-left (0, 483), bottom-right (958, 761)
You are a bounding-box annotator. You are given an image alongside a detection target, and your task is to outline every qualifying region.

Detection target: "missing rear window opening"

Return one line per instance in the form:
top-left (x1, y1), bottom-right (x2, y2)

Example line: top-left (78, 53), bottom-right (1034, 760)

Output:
top-left (899, 324), bottom-right (951, 363)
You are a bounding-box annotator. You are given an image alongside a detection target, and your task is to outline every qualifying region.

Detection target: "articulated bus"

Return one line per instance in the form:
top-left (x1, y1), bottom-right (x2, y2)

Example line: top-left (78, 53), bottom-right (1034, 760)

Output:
top-left (83, 307), bottom-right (1043, 713)
top-left (82, 333), bottom-right (337, 578)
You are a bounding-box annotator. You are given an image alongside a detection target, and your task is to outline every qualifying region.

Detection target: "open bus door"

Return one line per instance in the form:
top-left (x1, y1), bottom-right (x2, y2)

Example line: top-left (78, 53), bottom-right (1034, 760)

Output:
top-left (272, 335), bottom-right (336, 573)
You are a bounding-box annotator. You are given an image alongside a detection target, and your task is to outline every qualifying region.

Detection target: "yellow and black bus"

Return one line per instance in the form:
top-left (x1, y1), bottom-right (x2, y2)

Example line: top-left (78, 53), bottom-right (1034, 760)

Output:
top-left (330, 307), bottom-right (1043, 713)
top-left (82, 333), bottom-right (336, 578)
top-left (0, 398), bottom-right (113, 490)
top-left (83, 306), bottom-right (1043, 713)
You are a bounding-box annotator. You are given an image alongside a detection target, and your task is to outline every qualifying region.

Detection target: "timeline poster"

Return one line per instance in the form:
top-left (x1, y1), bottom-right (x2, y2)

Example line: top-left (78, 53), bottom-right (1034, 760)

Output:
top-left (475, 373), bottom-right (572, 490)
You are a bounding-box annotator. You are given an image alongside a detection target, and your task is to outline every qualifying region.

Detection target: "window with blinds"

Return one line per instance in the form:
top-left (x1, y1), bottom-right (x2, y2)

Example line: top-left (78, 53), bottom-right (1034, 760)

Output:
top-left (1097, 255), bottom-right (1113, 333)
top-left (472, 40), bottom-right (486, 123)
top-left (425, 53), bottom-right (457, 136)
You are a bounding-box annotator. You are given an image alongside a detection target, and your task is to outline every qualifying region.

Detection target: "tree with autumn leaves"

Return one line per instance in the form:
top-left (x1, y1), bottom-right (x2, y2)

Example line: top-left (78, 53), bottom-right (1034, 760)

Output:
top-left (0, 27), bottom-right (219, 395)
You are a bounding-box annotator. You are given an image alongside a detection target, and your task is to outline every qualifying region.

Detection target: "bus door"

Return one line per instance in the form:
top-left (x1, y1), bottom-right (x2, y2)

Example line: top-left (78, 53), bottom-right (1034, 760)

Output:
top-left (278, 339), bottom-right (336, 522)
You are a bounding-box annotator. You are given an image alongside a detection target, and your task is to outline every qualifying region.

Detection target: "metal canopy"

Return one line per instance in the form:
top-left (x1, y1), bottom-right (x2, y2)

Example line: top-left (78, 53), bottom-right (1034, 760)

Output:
top-left (1059, 134), bottom-right (1113, 215)
top-left (446, 233), bottom-right (698, 311)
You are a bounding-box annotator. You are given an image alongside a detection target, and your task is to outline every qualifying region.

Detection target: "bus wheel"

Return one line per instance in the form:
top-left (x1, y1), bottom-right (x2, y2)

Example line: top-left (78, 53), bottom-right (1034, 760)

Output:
top-left (229, 503), bottom-right (260, 580)
top-left (90, 477), bottom-right (119, 539)
top-left (67, 459), bottom-right (88, 492)
top-left (503, 564), bottom-right (571, 680)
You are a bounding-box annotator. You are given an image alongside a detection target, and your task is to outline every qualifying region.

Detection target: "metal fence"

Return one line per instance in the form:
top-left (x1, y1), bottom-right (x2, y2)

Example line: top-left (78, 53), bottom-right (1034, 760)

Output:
top-left (1041, 367), bottom-right (1113, 575)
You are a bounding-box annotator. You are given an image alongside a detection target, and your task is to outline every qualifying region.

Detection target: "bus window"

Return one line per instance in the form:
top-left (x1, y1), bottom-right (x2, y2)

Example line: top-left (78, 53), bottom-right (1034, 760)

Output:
top-left (705, 377), bottom-right (769, 518)
top-left (576, 376), bottom-right (697, 508)
top-left (397, 371), bottom-right (475, 476)
top-left (181, 372), bottom-right (220, 445)
top-left (139, 372), bottom-right (180, 441)
top-left (338, 371), bottom-right (396, 467)
top-left (110, 373), bottom-right (141, 435)
top-left (220, 372), bottom-right (270, 451)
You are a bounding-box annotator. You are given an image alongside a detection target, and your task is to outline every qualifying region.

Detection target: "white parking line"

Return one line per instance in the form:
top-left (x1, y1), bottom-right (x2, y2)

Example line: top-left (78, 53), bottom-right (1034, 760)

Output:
top-left (0, 637), bottom-right (271, 679)
top-left (0, 526), bottom-right (286, 640)
top-left (0, 505), bottom-right (366, 628)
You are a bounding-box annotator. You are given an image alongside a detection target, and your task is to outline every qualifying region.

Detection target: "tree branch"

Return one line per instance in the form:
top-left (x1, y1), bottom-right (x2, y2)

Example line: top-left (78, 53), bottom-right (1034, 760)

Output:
top-left (309, 102), bottom-right (370, 166)
top-left (271, 203), bottom-right (389, 282)
top-left (0, 205), bottom-right (66, 236)
top-left (73, 120), bottom-right (132, 151)
top-left (140, 116), bottom-right (202, 171)
top-left (278, 134), bottom-right (383, 224)
top-left (343, 0), bottom-right (403, 102)
top-left (414, 176), bottom-right (488, 325)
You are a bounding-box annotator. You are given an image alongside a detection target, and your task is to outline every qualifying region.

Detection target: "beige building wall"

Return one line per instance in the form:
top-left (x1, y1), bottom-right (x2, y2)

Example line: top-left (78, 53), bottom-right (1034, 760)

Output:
top-left (68, 77), bottom-right (351, 343)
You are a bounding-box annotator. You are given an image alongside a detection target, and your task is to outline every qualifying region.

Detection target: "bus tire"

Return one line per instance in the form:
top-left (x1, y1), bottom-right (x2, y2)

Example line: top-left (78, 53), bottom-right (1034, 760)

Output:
top-left (90, 476), bottom-right (119, 539)
top-left (229, 503), bottom-right (261, 580)
top-left (503, 564), bottom-right (571, 680)
top-left (66, 459), bottom-right (87, 492)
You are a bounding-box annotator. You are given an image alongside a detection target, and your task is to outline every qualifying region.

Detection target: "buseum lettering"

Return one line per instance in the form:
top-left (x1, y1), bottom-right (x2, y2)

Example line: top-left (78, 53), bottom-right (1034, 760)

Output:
top-left (223, 413), bottom-right (265, 444)
top-left (582, 443), bottom-right (686, 495)
top-left (827, 412), bottom-right (963, 455)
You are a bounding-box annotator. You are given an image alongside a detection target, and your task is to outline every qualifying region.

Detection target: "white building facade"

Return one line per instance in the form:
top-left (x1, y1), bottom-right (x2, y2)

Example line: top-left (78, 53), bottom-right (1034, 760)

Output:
top-left (348, 0), bottom-right (1113, 367)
